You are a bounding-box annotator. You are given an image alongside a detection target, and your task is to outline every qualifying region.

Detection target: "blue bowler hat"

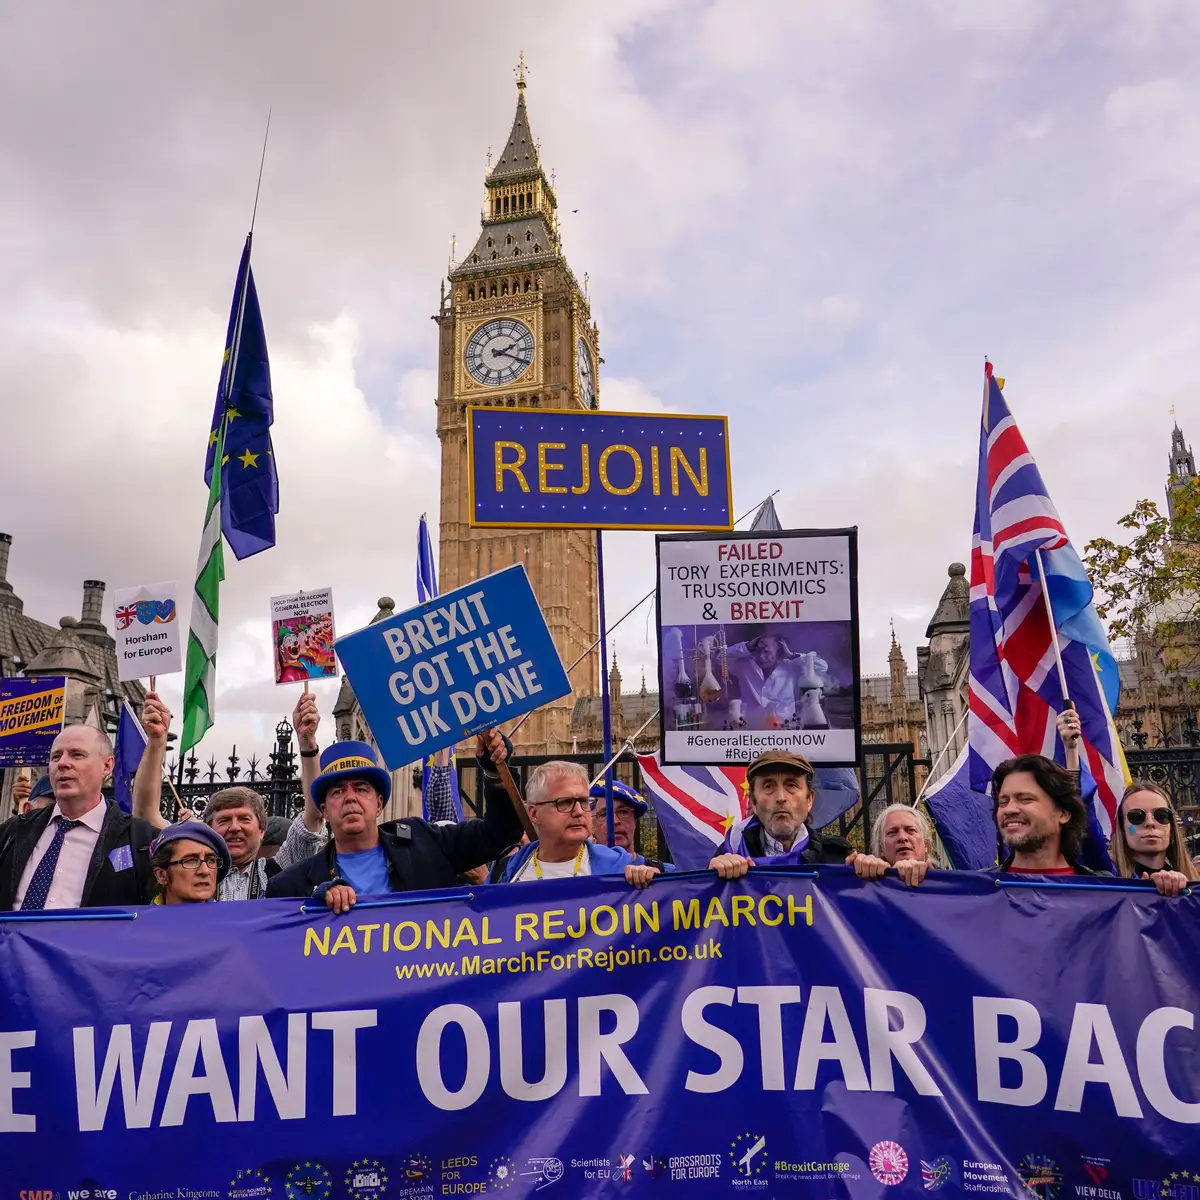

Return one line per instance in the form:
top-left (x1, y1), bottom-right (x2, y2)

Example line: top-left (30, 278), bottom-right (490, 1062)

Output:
top-left (311, 740), bottom-right (391, 808)
top-left (588, 777), bottom-right (648, 818)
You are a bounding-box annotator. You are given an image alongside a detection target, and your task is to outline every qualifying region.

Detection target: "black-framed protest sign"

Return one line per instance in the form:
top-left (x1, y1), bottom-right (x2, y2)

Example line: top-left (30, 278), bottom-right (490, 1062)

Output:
top-left (655, 528), bottom-right (861, 767)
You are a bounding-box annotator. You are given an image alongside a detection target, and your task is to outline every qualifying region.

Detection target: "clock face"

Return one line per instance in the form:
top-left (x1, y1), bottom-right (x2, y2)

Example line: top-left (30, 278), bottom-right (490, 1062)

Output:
top-left (465, 318), bottom-right (535, 387)
top-left (576, 337), bottom-right (595, 407)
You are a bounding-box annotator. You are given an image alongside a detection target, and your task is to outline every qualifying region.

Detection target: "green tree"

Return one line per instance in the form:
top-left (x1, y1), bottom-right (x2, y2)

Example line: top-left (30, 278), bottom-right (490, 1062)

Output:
top-left (1084, 476), bottom-right (1200, 675)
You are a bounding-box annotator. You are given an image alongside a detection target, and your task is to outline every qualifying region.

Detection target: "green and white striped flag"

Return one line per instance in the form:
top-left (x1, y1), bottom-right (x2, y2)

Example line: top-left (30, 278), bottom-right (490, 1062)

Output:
top-left (180, 416), bottom-right (227, 754)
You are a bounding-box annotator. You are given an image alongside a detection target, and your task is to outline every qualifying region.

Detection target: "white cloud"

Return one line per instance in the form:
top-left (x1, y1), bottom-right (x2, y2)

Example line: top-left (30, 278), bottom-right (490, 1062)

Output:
top-left (925, 0), bottom-right (1048, 33)
top-left (1105, 78), bottom-right (1200, 190)
top-left (600, 376), bottom-right (679, 414)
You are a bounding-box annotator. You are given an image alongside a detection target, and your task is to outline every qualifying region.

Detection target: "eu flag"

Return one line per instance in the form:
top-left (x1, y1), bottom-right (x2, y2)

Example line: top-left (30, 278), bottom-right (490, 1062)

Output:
top-left (203, 234), bottom-right (278, 560)
top-left (112, 701), bottom-right (148, 815)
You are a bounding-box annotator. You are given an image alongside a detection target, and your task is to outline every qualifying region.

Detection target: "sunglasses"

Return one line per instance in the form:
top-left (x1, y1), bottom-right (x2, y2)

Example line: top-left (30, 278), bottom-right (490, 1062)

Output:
top-left (1126, 808), bottom-right (1173, 828)
top-left (530, 797), bottom-right (589, 814)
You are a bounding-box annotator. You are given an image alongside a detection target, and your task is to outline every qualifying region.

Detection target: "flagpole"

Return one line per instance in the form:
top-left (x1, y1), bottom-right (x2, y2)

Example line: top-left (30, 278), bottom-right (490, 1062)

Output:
top-left (590, 710), bottom-right (659, 791)
top-left (249, 108), bottom-right (271, 237)
top-left (913, 708), bottom-right (969, 804)
top-left (597, 530), bottom-right (615, 847)
top-left (1035, 548), bottom-right (1073, 707)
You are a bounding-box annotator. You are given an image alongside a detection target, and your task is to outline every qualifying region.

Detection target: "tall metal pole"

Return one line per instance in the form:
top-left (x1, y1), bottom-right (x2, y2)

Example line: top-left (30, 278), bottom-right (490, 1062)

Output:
top-left (596, 530), bottom-right (615, 847)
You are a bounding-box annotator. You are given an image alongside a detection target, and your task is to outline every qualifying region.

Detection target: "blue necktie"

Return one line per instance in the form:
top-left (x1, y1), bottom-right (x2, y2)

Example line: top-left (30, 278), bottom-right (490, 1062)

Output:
top-left (21, 817), bottom-right (83, 911)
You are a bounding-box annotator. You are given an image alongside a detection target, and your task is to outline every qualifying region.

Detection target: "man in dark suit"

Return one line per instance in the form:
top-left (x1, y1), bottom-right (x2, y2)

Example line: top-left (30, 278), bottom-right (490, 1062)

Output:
top-left (267, 729), bottom-right (521, 911)
top-left (0, 725), bottom-right (155, 910)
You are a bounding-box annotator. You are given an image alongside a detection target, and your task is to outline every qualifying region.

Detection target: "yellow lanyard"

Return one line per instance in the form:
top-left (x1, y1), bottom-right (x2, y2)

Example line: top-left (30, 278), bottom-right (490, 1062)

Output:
top-left (532, 843), bottom-right (586, 879)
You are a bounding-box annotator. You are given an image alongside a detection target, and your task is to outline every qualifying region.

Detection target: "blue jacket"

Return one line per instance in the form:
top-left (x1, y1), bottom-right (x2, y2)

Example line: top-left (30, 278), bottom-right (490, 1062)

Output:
top-left (499, 839), bottom-right (640, 883)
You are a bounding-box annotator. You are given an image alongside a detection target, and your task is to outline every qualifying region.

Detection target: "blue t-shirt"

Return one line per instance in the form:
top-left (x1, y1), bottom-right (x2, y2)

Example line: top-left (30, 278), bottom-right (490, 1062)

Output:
top-left (337, 846), bottom-right (392, 896)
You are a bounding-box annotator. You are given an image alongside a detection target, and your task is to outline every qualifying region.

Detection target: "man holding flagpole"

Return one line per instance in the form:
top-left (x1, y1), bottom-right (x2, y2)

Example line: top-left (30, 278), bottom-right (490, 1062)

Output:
top-left (925, 364), bottom-right (1128, 869)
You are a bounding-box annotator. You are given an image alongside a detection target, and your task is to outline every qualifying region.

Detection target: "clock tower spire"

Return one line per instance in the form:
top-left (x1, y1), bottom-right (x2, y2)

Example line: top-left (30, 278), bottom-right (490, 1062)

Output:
top-left (433, 63), bottom-right (601, 756)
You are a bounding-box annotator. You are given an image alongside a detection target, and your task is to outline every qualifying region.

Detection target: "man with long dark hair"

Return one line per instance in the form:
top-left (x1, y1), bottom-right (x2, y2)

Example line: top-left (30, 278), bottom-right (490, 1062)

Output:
top-left (991, 754), bottom-right (1104, 875)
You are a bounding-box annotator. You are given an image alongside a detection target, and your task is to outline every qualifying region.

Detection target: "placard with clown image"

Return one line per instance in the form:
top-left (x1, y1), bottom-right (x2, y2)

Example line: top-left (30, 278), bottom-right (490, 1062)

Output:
top-left (270, 588), bottom-right (337, 685)
top-left (655, 528), bottom-right (861, 766)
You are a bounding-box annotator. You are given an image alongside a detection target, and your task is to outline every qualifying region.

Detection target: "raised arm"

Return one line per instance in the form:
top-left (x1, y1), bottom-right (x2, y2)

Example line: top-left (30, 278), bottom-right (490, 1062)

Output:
top-left (131, 693), bottom-right (171, 830)
top-left (1057, 707), bottom-right (1081, 772)
top-left (433, 730), bottom-right (522, 873)
top-left (292, 691), bottom-right (324, 834)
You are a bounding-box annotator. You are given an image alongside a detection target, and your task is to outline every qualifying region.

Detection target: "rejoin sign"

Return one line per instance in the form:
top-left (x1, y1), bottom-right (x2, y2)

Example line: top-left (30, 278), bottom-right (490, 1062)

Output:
top-left (467, 407), bottom-right (733, 530)
top-left (333, 564), bottom-right (571, 769)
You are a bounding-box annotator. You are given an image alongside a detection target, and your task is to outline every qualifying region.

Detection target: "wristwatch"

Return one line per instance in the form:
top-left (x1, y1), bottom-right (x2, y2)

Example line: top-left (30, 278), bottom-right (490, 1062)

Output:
top-left (299, 747), bottom-right (319, 758)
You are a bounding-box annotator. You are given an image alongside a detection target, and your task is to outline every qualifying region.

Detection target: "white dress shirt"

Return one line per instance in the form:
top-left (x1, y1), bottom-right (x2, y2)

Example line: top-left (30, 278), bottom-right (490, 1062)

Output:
top-left (14, 798), bottom-right (107, 910)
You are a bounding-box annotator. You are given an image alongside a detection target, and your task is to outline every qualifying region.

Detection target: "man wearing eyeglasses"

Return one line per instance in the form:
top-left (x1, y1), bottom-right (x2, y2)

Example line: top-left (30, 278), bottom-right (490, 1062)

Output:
top-left (0, 724), bottom-right (156, 910)
top-left (498, 761), bottom-right (659, 886)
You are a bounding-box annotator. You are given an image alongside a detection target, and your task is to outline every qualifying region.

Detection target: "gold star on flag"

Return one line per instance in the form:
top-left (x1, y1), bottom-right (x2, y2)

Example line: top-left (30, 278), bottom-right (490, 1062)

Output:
top-left (239, 448), bottom-right (260, 469)
top-left (221, 454), bottom-right (230, 465)
top-left (208, 428), bottom-right (218, 447)
top-left (226, 407), bottom-right (241, 421)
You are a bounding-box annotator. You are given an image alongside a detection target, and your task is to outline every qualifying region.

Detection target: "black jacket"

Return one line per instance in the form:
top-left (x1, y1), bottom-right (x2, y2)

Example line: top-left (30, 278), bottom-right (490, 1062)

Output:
top-left (266, 768), bottom-right (522, 899)
top-left (739, 822), bottom-right (853, 865)
top-left (0, 799), bottom-right (156, 910)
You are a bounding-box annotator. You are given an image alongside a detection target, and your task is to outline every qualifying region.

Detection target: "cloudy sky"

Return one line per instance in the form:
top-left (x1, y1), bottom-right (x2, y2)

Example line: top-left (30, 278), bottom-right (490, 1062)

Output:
top-left (3, 0), bottom-right (1199, 762)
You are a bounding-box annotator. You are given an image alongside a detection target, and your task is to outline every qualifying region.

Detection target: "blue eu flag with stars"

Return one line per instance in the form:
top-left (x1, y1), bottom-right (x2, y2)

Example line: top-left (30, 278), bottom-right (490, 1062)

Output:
top-left (203, 234), bottom-right (278, 560)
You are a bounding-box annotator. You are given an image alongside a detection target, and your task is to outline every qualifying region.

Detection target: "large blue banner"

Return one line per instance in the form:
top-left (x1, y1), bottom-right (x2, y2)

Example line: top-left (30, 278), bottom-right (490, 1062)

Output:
top-left (467, 408), bottom-right (733, 531)
top-left (334, 564), bottom-right (571, 769)
top-left (1, 869), bottom-right (1197, 1197)
top-left (0, 676), bottom-right (65, 767)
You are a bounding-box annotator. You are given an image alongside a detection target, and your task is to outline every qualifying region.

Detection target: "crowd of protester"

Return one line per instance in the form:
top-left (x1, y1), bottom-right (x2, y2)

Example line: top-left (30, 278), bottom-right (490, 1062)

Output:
top-left (1, 697), bottom-right (1197, 915)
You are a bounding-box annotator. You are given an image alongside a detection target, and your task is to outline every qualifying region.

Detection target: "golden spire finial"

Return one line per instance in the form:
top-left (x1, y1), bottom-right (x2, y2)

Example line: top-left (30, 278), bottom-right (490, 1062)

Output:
top-left (515, 51), bottom-right (528, 91)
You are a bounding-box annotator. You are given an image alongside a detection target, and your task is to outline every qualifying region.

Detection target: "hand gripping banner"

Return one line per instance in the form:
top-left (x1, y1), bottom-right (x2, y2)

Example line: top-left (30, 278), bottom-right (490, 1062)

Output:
top-left (0, 869), bottom-right (1197, 1196)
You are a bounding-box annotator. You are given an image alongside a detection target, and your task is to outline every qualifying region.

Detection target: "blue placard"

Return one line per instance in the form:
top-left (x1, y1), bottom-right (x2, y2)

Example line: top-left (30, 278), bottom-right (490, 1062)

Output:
top-left (333, 564), bottom-right (571, 769)
top-left (0, 676), bottom-right (65, 767)
top-left (468, 407), bottom-right (733, 530)
top-left (2, 870), bottom-right (1197, 1187)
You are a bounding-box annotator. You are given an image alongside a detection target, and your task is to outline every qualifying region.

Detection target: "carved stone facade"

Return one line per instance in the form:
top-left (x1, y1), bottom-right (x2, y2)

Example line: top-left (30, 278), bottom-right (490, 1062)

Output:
top-left (572, 644), bottom-right (929, 769)
top-left (434, 72), bottom-right (599, 757)
top-left (569, 659), bottom-right (661, 757)
top-left (916, 563), bottom-right (970, 774)
top-left (861, 631), bottom-right (929, 758)
top-left (0, 532), bottom-right (146, 815)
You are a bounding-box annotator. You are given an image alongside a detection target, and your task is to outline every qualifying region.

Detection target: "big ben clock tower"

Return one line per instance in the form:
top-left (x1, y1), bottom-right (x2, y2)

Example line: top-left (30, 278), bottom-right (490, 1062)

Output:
top-left (434, 59), bottom-right (600, 756)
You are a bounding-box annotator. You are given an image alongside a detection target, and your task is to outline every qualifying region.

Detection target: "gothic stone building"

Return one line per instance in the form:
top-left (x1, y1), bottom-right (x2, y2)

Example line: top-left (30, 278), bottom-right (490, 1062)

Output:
top-left (332, 70), bottom-right (605, 814)
top-left (434, 68), bottom-right (600, 758)
top-left (570, 639), bottom-right (930, 777)
top-left (0, 531), bottom-right (146, 815)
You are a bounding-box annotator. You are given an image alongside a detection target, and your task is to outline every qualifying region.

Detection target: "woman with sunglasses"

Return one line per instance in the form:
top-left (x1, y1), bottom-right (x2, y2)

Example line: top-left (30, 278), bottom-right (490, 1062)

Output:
top-left (148, 821), bottom-right (232, 905)
top-left (1110, 781), bottom-right (1199, 897)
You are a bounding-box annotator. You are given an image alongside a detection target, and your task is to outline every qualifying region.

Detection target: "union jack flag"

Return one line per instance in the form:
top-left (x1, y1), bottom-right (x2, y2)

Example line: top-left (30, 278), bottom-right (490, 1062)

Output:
top-left (969, 363), bottom-right (1127, 833)
top-left (637, 754), bottom-right (748, 868)
top-left (114, 604), bottom-right (139, 630)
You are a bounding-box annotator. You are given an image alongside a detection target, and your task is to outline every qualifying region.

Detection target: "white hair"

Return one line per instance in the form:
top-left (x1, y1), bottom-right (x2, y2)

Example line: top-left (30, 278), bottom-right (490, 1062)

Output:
top-left (525, 760), bottom-right (589, 808)
top-left (869, 803), bottom-right (938, 863)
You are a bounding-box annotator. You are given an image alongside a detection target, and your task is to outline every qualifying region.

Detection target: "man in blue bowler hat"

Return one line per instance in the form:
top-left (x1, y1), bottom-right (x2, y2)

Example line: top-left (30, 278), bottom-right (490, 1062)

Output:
top-left (267, 730), bottom-right (520, 912)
